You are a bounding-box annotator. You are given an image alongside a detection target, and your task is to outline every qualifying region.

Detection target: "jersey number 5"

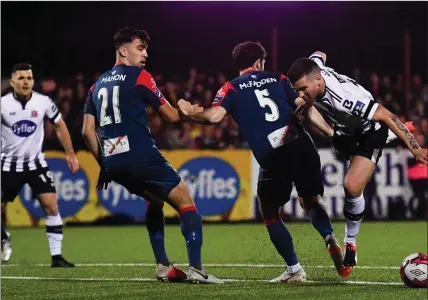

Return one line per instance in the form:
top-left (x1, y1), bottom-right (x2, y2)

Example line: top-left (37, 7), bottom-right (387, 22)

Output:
top-left (98, 86), bottom-right (122, 126)
top-left (254, 89), bottom-right (279, 122)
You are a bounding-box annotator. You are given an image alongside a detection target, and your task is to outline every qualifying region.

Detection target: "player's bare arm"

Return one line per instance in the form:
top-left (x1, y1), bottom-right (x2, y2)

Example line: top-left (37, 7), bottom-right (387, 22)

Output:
top-left (295, 97), bottom-right (334, 137)
top-left (178, 99), bottom-right (226, 124)
top-left (372, 104), bottom-right (427, 165)
top-left (158, 100), bottom-right (202, 123)
top-left (82, 114), bottom-right (102, 165)
top-left (53, 119), bottom-right (79, 173)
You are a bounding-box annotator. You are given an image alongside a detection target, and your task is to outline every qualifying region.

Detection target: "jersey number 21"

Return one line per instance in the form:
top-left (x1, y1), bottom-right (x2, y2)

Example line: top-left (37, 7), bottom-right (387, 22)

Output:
top-left (98, 86), bottom-right (122, 127)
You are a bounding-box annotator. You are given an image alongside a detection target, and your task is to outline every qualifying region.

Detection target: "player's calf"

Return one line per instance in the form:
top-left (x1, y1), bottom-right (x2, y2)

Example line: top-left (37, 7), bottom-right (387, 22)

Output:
top-left (39, 193), bottom-right (75, 268)
top-left (258, 198), bottom-right (303, 276)
top-left (145, 201), bottom-right (170, 266)
top-left (166, 180), bottom-right (221, 282)
top-left (299, 196), bottom-right (334, 240)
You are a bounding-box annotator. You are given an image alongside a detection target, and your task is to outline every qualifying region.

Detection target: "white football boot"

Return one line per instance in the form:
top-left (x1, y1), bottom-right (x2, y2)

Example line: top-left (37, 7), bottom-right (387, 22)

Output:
top-left (155, 263), bottom-right (187, 282)
top-left (269, 266), bottom-right (307, 283)
top-left (1, 232), bottom-right (12, 262)
top-left (187, 266), bottom-right (224, 284)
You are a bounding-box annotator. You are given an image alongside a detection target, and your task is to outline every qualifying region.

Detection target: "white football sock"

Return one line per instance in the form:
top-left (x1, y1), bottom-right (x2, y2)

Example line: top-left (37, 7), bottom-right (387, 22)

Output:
top-left (343, 194), bottom-right (365, 245)
top-left (46, 214), bottom-right (63, 256)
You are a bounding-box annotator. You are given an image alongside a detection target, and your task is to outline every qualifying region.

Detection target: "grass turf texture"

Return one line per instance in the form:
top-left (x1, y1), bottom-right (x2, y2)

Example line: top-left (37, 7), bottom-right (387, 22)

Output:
top-left (2, 222), bottom-right (427, 299)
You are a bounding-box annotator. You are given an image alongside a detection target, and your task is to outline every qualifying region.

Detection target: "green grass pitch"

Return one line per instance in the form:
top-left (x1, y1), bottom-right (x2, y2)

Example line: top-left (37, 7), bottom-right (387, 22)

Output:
top-left (1, 222), bottom-right (427, 299)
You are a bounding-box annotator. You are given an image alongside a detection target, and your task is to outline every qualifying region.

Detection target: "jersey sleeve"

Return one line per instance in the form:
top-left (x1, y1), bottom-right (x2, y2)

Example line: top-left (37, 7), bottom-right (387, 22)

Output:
top-left (135, 70), bottom-right (167, 110)
top-left (336, 97), bottom-right (379, 120)
top-left (212, 82), bottom-right (236, 112)
top-left (309, 52), bottom-right (326, 68)
top-left (83, 85), bottom-right (96, 116)
top-left (45, 97), bottom-right (62, 124)
top-left (280, 75), bottom-right (299, 108)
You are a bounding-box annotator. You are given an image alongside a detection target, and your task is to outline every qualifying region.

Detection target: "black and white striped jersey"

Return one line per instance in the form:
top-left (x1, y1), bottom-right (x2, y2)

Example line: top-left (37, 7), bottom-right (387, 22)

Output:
top-left (309, 53), bottom-right (381, 136)
top-left (1, 92), bottom-right (62, 172)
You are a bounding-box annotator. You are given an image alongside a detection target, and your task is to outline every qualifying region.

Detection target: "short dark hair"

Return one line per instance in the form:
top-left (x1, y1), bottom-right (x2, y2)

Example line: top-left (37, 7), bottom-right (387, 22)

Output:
top-left (232, 41), bottom-right (267, 71)
top-left (11, 63), bottom-right (32, 76)
top-left (287, 58), bottom-right (320, 84)
top-left (113, 27), bottom-right (150, 50)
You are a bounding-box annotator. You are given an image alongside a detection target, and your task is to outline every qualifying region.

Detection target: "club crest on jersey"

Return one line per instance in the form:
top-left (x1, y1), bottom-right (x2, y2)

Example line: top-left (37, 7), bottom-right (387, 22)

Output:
top-left (155, 89), bottom-right (164, 99)
top-left (214, 96), bottom-right (223, 103)
top-left (31, 110), bottom-right (38, 117)
top-left (12, 120), bottom-right (37, 137)
top-left (352, 100), bottom-right (366, 117)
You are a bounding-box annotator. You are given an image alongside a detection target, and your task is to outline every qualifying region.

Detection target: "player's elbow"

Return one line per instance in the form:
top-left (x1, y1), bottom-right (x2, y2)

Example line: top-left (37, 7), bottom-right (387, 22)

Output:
top-left (81, 126), bottom-right (94, 140)
top-left (208, 107), bottom-right (227, 124)
top-left (208, 114), bottom-right (223, 124)
top-left (371, 104), bottom-right (391, 122)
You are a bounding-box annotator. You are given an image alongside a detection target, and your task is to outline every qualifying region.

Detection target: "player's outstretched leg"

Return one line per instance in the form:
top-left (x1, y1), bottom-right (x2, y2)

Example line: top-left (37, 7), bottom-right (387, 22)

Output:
top-left (258, 198), bottom-right (306, 283)
top-left (1, 205), bottom-right (12, 262)
top-left (39, 193), bottom-right (75, 268)
top-left (144, 199), bottom-right (186, 282)
top-left (342, 156), bottom-right (377, 276)
top-left (167, 181), bottom-right (223, 284)
top-left (299, 196), bottom-right (347, 277)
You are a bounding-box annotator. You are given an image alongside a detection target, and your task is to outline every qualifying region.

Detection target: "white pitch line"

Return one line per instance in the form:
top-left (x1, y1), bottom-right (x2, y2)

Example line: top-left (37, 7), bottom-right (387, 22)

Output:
top-left (1, 276), bottom-right (403, 286)
top-left (0, 263), bottom-right (400, 270)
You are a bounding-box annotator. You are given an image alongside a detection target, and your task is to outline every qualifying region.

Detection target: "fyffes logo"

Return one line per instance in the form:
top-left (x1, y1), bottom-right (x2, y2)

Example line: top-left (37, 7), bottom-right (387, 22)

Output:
top-left (12, 120), bottom-right (37, 137)
top-left (178, 157), bottom-right (240, 216)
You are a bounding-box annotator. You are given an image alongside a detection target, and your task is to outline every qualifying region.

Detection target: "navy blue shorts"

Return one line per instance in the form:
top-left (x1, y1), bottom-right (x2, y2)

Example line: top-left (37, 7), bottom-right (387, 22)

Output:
top-left (105, 158), bottom-right (181, 200)
top-left (257, 132), bottom-right (324, 207)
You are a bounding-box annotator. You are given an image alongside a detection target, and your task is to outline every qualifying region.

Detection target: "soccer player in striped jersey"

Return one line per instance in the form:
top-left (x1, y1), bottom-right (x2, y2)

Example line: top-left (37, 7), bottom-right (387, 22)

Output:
top-left (288, 52), bottom-right (427, 276)
top-left (1, 63), bottom-right (79, 267)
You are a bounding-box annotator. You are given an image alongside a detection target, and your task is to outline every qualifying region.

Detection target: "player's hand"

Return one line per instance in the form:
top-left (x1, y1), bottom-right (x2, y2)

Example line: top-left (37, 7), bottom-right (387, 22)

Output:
top-left (66, 155), bottom-right (80, 174)
top-left (295, 97), bottom-right (314, 115)
top-left (178, 99), bottom-right (203, 116)
top-left (412, 147), bottom-right (428, 166)
top-left (96, 168), bottom-right (111, 190)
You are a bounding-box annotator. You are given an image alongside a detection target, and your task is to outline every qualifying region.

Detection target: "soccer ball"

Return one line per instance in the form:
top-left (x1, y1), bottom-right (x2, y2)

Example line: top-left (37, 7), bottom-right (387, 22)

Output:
top-left (400, 253), bottom-right (428, 288)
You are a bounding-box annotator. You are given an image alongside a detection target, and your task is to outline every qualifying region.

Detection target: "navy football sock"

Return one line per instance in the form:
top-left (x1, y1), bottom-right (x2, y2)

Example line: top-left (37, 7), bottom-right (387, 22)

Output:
top-left (145, 202), bottom-right (169, 265)
top-left (265, 218), bottom-right (299, 266)
top-left (307, 204), bottom-right (334, 239)
top-left (179, 206), bottom-right (203, 269)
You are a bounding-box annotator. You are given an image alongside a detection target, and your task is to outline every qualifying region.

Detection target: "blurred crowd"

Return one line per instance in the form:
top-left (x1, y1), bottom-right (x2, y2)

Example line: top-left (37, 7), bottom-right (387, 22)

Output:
top-left (1, 68), bottom-right (427, 151)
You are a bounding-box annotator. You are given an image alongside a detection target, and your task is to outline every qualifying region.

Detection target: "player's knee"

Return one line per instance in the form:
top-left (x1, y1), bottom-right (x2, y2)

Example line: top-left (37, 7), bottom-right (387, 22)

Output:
top-left (168, 181), bottom-right (195, 211)
top-left (42, 201), bottom-right (59, 216)
top-left (299, 195), bottom-right (322, 213)
top-left (344, 177), bottom-right (363, 198)
top-left (257, 197), bottom-right (280, 221)
top-left (44, 206), bottom-right (59, 216)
